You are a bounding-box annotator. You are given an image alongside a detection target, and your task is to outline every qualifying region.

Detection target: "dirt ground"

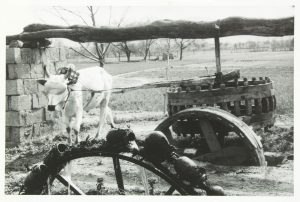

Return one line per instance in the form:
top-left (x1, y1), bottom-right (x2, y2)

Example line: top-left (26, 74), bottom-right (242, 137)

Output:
top-left (5, 110), bottom-right (294, 196)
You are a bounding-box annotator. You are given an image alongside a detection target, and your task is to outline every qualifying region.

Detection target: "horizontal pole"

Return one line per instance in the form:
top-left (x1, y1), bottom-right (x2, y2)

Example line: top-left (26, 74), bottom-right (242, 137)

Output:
top-left (6, 17), bottom-right (294, 44)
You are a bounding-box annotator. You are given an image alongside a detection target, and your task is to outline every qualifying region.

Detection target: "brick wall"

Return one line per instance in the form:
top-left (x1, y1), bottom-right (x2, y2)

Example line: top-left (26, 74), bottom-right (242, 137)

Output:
top-left (6, 47), bottom-right (67, 147)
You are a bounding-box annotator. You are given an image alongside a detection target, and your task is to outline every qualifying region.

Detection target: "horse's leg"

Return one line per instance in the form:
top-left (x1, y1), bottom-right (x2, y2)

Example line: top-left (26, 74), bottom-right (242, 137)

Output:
top-left (64, 115), bottom-right (73, 195)
top-left (95, 97), bottom-right (109, 139)
top-left (106, 107), bottom-right (115, 128)
top-left (65, 116), bottom-right (72, 144)
top-left (104, 93), bottom-right (114, 128)
top-left (73, 110), bottom-right (83, 144)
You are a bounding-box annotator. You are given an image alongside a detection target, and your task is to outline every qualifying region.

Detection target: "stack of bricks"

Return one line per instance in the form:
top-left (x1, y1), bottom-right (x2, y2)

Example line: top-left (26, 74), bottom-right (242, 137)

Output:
top-left (6, 47), bottom-right (67, 147)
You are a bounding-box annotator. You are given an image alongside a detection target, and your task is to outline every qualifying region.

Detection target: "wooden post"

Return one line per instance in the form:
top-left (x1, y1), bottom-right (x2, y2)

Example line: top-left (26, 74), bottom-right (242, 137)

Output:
top-left (163, 93), bottom-right (167, 114)
top-left (255, 98), bottom-right (263, 114)
top-left (214, 24), bottom-right (221, 73)
top-left (262, 97), bottom-right (270, 113)
top-left (234, 101), bottom-right (241, 116)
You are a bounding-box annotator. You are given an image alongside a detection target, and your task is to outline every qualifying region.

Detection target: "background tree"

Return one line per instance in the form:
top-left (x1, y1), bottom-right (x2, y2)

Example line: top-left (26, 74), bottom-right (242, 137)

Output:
top-left (52, 6), bottom-right (127, 67)
top-left (112, 41), bottom-right (137, 62)
top-left (174, 39), bottom-right (195, 60)
top-left (142, 39), bottom-right (156, 61)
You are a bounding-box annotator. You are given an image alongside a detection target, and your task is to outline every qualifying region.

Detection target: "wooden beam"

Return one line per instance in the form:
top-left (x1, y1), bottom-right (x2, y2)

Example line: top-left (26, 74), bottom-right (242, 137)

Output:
top-left (198, 119), bottom-right (222, 152)
top-left (6, 17), bottom-right (294, 44)
top-left (167, 83), bottom-right (274, 105)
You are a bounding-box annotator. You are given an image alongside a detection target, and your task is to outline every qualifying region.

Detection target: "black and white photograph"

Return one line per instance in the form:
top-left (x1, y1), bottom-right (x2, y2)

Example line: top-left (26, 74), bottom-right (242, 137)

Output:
top-left (0, 0), bottom-right (297, 199)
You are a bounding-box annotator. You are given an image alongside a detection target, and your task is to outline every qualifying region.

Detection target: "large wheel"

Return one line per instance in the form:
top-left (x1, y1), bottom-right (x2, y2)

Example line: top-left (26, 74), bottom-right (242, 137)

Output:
top-left (24, 151), bottom-right (197, 195)
top-left (155, 107), bottom-right (265, 166)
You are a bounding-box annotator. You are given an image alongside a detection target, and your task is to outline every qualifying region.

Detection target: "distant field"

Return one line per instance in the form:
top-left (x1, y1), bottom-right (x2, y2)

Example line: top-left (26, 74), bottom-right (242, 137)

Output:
top-left (70, 50), bottom-right (294, 116)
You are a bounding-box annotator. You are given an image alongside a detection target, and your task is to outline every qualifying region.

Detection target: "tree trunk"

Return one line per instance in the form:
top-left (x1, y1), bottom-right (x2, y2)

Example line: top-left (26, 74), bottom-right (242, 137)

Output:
top-left (144, 47), bottom-right (149, 61)
top-left (179, 44), bottom-right (183, 60)
top-left (179, 42), bottom-right (184, 60)
top-left (126, 51), bottom-right (131, 62)
top-left (99, 58), bottom-right (104, 67)
top-left (7, 17), bottom-right (294, 44)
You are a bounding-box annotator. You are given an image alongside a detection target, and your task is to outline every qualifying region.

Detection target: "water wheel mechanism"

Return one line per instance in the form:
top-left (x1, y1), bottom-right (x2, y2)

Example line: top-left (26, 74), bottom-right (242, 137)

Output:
top-left (155, 107), bottom-right (266, 166)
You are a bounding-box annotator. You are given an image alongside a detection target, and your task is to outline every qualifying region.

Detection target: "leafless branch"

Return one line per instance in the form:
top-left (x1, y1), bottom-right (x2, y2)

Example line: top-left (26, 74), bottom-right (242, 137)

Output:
top-left (182, 39), bottom-right (195, 49)
top-left (55, 6), bottom-right (89, 26)
top-left (52, 6), bottom-right (70, 26)
top-left (103, 43), bottom-right (111, 55)
top-left (69, 47), bottom-right (99, 62)
top-left (108, 6), bottom-right (112, 25)
top-left (117, 7), bottom-right (129, 27)
top-left (94, 6), bottom-right (100, 15)
top-left (78, 43), bottom-right (99, 60)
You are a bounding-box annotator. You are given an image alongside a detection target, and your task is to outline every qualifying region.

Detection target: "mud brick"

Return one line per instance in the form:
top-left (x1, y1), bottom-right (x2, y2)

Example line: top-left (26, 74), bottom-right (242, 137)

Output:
top-left (6, 108), bottom-right (45, 126)
top-left (6, 79), bottom-right (24, 95)
top-left (6, 96), bottom-right (9, 111)
top-left (25, 108), bottom-right (45, 125)
top-left (32, 49), bottom-right (42, 64)
top-left (20, 48), bottom-right (41, 64)
top-left (32, 93), bottom-right (48, 109)
top-left (6, 125), bottom-right (35, 147)
top-left (6, 126), bottom-right (21, 147)
top-left (24, 79), bottom-right (39, 94)
top-left (6, 111), bottom-right (26, 126)
top-left (8, 95), bottom-right (32, 111)
top-left (19, 48), bottom-right (33, 63)
top-left (30, 64), bottom-right (44, 78)
top-left (6, 48), bottom-right (22, 63)
top-left (7, 63), bottom-right (31, 79)
top-left (41, 48), bottom-right (60, 63)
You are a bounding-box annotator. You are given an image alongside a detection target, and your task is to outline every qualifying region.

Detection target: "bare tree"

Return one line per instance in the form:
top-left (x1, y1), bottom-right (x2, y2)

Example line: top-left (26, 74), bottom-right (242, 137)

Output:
top-left (109, 45), bottom-right (122, 62)
top-left (51, 6), bottom-right (126, 67)
top-left (175, 39), bottom-right (195, 60)
top-left (112, 41), bottom-right (137, 62)
top-left (142, 39), bottom-right (156, 61)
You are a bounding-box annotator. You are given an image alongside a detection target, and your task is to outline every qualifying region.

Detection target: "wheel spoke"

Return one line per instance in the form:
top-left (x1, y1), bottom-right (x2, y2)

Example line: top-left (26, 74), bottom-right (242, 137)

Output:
top-left (55, 174), bottom-right (86, 195)
top-left (139, 167), bottom-right (149, 195)
top-left (112, 156), bottom-right (125, 195)
top-left (165, 186), bottom-right (176, 195)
